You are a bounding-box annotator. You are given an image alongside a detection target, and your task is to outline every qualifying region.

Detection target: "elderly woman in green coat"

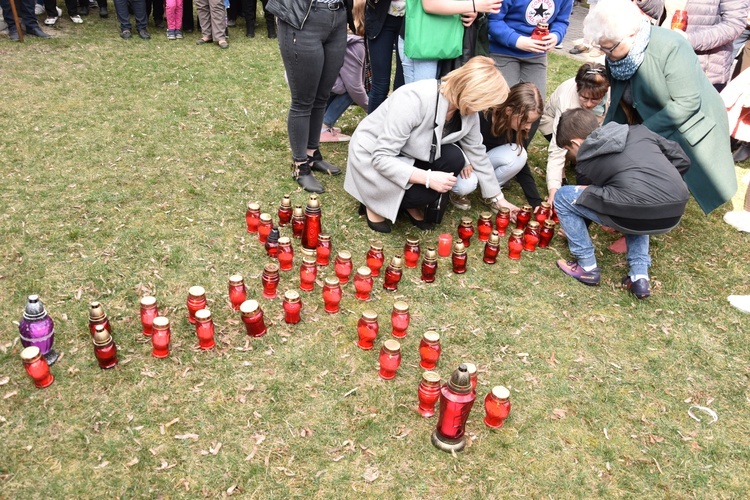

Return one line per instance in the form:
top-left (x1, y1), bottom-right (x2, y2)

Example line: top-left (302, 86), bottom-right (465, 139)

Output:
top-left (583, 0), bottom-right (736, 214)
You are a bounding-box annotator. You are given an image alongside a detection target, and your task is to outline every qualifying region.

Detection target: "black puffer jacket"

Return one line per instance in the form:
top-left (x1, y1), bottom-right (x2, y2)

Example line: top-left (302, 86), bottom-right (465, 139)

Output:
top-left (575, 122), bottom-right (691, 235)
top-left (267, 0), bottom-right (354, 30)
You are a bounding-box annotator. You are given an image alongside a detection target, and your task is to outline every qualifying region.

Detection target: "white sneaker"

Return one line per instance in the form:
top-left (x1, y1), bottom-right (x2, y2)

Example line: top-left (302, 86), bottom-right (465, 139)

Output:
top-left (44, 16), bottom-right (58, 25)
top-left (728, 295), bottom-right (750, 314)
top-left (35, 4), bottom-right (45, 15)
top-left (723, 211), bottom-right (750, 232)
top-left (70, 15), bottom-right (83, 23)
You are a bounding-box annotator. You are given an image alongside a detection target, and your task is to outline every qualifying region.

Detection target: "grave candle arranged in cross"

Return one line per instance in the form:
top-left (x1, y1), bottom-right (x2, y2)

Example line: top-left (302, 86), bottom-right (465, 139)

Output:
top-left (382, 255), bottom-right (403, 291)
top-left (421, 247), bottom-right (438, 283)
top-left (334, 250), bottom-right (353, 284)
top-left (283, 290), bottom-right (302, 324)
top-left (92, 324), bottom-right (118, 369)
top-left (322, 276), bottom-right (342, 314)
top-left (508, 229), bottom-right (524, 260)
top-left (365, 240), bottom-right (385, 277)
top-left (477, 212), bottom-right (493, 242)
top-left (186, 286), bottom-right (207, 324)
top-left (277, 237), bottom-right (294, 271)
top-left (437, 233), bottom-right (453, 257)
top-left (18, 294), bottom-right (58, 365)
top-left (378, 339), bottom-right (402, 380)
top-left (20, 346), bottom-right (54, 388)
top-left (484, 385), bottom-right (512, 428)
top-left (277, 194), bottom-right (293, 227)
top-left (301, 194), bottom-right (322, 251)
top-left (457, 217), bottom-right (475, 247)
top-left (516, 204), bottom-right (532, 231)
top-left (291, 205), bottom-right (305, 239)
top-left (261, 263), bottom-right (280, 299)
top-left (228, 275), bottom-right (247, 310)
top-left (258, 213), bottom-right (273, 243)
top-left (354, 266), bottom-right (374, 301)
top-left (417, 371), bottom-right (442, 418)
top-left (390, 301), bottom-right (410, 338)
top-left (265, 227), bottom-right (280, 258)
top-left (240, 299), bottom-right (267, 337)
top-left (495, 207), bottom-right (511, 236)
top-left (538, 219), bottom-right (556, 248)
top-left (194, 309), bottom-right (216, 350)
top-left (357, 310), bottom-right (379, 350)
top-left (140, 296), bottom-right (158, 337)
top-left (419, 330), bottom-right (441, 369)
top-left (299, 255), bottom-right (318, 292)
top-left (452, 242), bottom-right (467, 274)
top-left (245, 201), bottom-right (261, 234)
top-left (432, 364), bottom-right (476, 453)
top-left (316, 233), bottom-right (332, 266)
top-left (403, 237), bottom-right (421, 268)
top-left (523, 220), bottom-right (541, 252)
top-left (483, 231), bottom-right (501, 264)
top-left (151, 316), bottom-right (171, 358)
top-left (88, 301), bottom-right (111, 337)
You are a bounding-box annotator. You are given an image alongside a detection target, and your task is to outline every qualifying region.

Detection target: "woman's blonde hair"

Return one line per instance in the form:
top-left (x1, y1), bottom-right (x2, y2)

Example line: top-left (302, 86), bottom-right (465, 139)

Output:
top-left (441, 56), bottom-right (510, 116)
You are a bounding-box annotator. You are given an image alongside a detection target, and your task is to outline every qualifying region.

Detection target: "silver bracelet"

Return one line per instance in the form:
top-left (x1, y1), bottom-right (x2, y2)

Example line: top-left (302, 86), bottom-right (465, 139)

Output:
top-left (425, 169), bottom-right (431, 190)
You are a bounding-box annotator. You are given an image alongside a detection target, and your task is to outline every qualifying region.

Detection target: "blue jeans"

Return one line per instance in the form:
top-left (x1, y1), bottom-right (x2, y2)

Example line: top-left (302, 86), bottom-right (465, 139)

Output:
top-left (366, 13), bottom-right (404, 113)
top-left (113, 0), bottom-right (148, 30)
top-left (323, 93), bottom-right (353, 128)
top-left (452, 144), bottom-right (527, 196)
top-left (0, 0), bottom-right (41, 30)
top-left (277, 5), bottom-right (347, 162)
top-left (554, 185), bottom-right (651, 278)
top-left (397, 36), bottom-right (439, 83)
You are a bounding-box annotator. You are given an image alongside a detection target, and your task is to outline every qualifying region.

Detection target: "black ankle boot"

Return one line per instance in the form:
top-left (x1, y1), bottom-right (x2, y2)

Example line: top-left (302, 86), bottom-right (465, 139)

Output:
top-left (267, 20), bottom-right (277, 38)
top-left (308, 149), bottom-right (341, 175)
top-left (293, 161), bottom-right (324, 193)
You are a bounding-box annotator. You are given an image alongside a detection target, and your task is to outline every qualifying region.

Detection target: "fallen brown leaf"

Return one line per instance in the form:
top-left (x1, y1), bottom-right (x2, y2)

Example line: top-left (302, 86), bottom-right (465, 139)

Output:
top-left (175, 434), bottom-right (199, 440)
top-left (552, 408), bottom-right (567, 420)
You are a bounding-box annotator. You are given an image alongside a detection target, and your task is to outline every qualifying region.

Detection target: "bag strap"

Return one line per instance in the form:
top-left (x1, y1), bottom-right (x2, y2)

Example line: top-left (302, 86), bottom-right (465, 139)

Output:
top-left (429, 81), bottom-right (440, 163)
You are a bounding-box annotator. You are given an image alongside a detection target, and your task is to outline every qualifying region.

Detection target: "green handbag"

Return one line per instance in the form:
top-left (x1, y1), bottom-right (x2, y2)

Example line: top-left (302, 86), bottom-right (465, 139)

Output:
top-left (404, 0), bottom-right (464, 60)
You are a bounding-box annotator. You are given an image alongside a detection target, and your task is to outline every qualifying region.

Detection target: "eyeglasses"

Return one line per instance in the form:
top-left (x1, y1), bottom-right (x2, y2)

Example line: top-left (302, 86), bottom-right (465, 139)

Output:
top-left (593, 38), bottom-right (623, 54)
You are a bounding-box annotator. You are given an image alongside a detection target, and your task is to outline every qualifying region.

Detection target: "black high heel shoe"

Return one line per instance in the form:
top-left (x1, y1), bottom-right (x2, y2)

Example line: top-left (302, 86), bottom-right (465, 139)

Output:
top-left (360, 203), bottom-right (392, 233)
top-left (402, 209), bottom-right (435, 230)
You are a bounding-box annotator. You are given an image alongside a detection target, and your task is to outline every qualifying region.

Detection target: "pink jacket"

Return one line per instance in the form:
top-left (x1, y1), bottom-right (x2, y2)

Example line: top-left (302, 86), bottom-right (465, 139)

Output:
top-left (721, 67), bottom-right (750, 141)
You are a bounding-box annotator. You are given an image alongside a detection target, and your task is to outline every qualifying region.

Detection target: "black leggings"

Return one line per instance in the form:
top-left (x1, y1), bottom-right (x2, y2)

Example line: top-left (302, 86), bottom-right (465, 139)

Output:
top-left (401, 143), bottom-right (465, 209)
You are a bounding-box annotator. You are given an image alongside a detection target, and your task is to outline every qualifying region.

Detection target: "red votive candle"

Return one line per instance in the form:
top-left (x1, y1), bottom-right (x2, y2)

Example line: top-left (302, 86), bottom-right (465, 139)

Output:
top-left (516, 205), bottom-right (532, 231)
top-left (484, 386), bottom-right (511, 428)
top-left (88, 301), bottom-right (111, 337)
top-left (258, 213), bottom-right (273, 243)
top-left (538, 219), bottom-right (555, 248)
top-left (357, 310), bottom-right (379, 350)
top-left (417, 370), bottom-right (442, 417)
top-left (438, 233), bottom-right (453, 257)
top-left (278, 194), bottom-right (292, 227)
top-left (322, 276), bottom-right (342, 313)
top-left (403, 237), bottom-right (421, 268)
top-left (382, 255), bottom-right (403, 291)
top-left (186, 286), bottom-right (207, 325)
top-left (228, 274), bottom-right (247, 311)
top-left (536, 201), bottom-right (552, 224)
top-left (245, 201), bottom-right (260, 234)
top-left (151, 316), bottom-right (171, 358)
top-left (299, 256), bottom-right (318, 292)
top-left (334, 250), bottom-right (353, 284)
top-left (261, 263), bottom-right (280, 299)
top-left (316, 233), bottom-right (332, 266)
top-left (421, 247), bottom-right (438, 282)
top-left (495, 207), bottom-right (511, 237)
top-left (291, 205), bottom-right (305, 239)
top-left (240, 300), bottom-right (267, 337)
top-left (419, 330), bottom-right (441, 370)
top-left (390, 301), bottom-right (410, 338)
top-left (508, 229), bottom-right (524, 260)
top-left (277, 237), bottom-right (294, 271)
top-left (20, 346), bottom-right (54, 388)
top-left (140, 296), bottom-right (158, 337)
top-left (452, 242), bottom-right (467, 274)
top-left (366, 240), bottom-right (385, 277)
top-left (457, 217), bottom-right (475, 247)
top-left (483, 231), bottom-right (500, 264)
top-left (354, 266), bottom-right (373, 301)
top-left (194, 309), bottom-right (216, 350)
top-left (92, 324), bottom-right (118, 369)
top-left (378, 339), bottom-right (402, 380)
top-left (477, 212), bottom-right (493, 242)
top-left (523, 220), bottom-right (541, 252)
top-left (283, 290), bottom-right (302, 324)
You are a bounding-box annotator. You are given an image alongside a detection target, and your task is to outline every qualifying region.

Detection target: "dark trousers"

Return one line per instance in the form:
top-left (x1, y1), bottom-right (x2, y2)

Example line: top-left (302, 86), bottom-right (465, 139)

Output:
top-left (366, 13), bottom-right (404, 114)
top-left (0, 0), bottom-right (41, 30)
top-left (113, 0), bottom-right (147, 30)
top-left (228, 0), bottom-right (273, 34)
top-left (402, 144), bottom-right (465, 208)
top-left (145, 0), bottom-right (164, 25)
top-left (278, 5), bottom-right (347, 161)
top-left (182, 0), bottom-right (194, 31)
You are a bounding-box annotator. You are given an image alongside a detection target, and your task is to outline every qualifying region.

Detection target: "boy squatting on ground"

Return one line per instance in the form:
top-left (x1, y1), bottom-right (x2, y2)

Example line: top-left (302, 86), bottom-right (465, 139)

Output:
top-left (553, 108), bottom-right (691, 299)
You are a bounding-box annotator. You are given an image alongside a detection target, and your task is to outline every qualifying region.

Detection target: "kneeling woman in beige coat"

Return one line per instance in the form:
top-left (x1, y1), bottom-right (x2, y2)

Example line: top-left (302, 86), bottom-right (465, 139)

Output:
top-left (344, 56), bottom-right (515, 233)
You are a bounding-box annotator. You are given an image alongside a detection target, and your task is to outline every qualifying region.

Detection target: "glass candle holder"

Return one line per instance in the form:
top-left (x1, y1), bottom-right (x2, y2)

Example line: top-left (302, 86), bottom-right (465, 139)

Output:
top-left (19, 294), bottom-right (58, 366)
top-left (535, 201), bottom-right (552, 224)
top-left (477, 212), bottom-right (493, 242)
top-left (495, 207), bottom-right (511, 237)
top-left (301, 194), bottom-right (322, 251)
top-left (432, 364), bottom-right (476, 453)
top-left (265, 227), bottom-right (280, 258)
top-left (278, 194), bottom-right (293, 227)
top-left (316, 234), bottom-right (332, 266)
top-left (378, 339), bottom-right (402, 380)
top-left (354, 266), bottom-right (373, 301)
top-left (483, 231), bottom-right (501, 264)
top-left (245, 201), bottom-right (260, 234)
top-left (508, 229), bottom-right (524, 260)
top-left (457, 217), bottom-right (475, 247)
top-left (452, 242), bottom-right (467, 274)
top-left (403, 237), bottom-right (421, 268)
top-left (671, 9), bottom-right (688, 30)
top-left (299, 256), bottom-right (318, 292)
top-left (291, 205), bottom-right (305, 239)
top-left (531, 22), bottom-right (549, 40)
top-left (322, 276), bottom-right (342, 314)
top-left (228, 274), bottom-right (247, 311)
top-left (484, 386), bottom-right (511, 428)
top-left (356, 310), bottom-right (378, 350)
top-left (417, 371), bottom-right (442, 417)
top-left (419, 330), bottom-right (441, 370)
top-left (390, 301), bottom-right (410, 338)
top-left (187, 286), bottom-right (207, 325)
top-left (334, 250), bottom-right (353, 284)
top-left (92, 324), bottom-right (118, 369)
top-left (20, 346), bottom-right (54, 388)
top-left (88, 301), bottom-right (111, 337)
top-left (258, 213), bottom-right (273, 243)
top-left (365, 240), bottom-right (385, 277)
top-left (140, 296), bottom-right (158, 337)
top-left (277, 237), bottom-right (294, 271)
top-left (421, 247), bottom-right (438, 283)
top-left (538, 219), bottom-right (556, 248)
top-left (261, 263), bottom-right (280, 299)
top-left (516, 205), bottom-right (532, 231)
top-left (523, 220), bottom-right (541, 252)
top-left (283, 290), bottom-right (302, 324)
top-left (383, 255), bottom-right (403, 291)
top-left (194, 308), bottom-right (216, 350)
top-left (437, 233), bottom-right (453, 257)
top-left (465, 362), bottom-right (478, 394)
top-left (240, 300), bottom-right (267, 337)
top-left (151, 316), bottom-right (171, 358)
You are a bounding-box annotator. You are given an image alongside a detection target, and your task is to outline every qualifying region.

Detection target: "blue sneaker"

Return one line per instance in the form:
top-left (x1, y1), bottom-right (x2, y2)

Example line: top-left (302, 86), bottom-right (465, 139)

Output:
top-left (622, 276), bottom-right (650, 299)
top-left (557, 259), bottom-right (600, 286)
top-left (167, 29), bottom-right (176, 40)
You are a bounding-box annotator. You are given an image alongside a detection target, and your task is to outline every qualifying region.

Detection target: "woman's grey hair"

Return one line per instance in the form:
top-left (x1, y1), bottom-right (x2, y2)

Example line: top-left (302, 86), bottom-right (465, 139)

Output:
top-left (583, 0), bottom-right (644, 45)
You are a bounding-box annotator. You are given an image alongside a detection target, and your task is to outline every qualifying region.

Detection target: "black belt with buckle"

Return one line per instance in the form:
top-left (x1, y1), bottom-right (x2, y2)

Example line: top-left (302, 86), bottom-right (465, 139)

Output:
top-left (313, 0), bottom-right (343, 10)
